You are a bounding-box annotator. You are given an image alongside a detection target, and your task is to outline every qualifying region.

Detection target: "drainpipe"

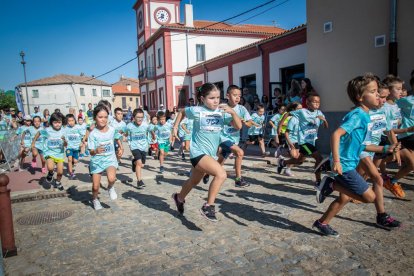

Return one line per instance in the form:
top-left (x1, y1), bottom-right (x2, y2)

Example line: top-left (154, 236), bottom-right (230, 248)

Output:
top-left (185, 30), bottom-right (193, 99)
top-left (389, 0), bottom-right (398, 75)
top-left (202, 64), bottom-right (208, 83)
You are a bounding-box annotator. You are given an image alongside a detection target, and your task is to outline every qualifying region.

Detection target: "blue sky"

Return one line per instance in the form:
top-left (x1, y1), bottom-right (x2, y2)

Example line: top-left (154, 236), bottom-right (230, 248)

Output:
top-left (0, 0), bottom-right (305, 91)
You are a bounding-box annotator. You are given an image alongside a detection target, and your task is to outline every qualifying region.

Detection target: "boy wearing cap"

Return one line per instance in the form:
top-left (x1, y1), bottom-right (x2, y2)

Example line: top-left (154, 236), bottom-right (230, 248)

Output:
top-left (31, 106), bottom-right (44, 120)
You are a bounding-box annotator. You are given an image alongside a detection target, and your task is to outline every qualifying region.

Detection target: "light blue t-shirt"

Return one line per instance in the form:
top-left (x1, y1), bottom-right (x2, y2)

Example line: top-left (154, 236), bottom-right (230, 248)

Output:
top-left (111, 119), bottom-right (127, 134)
top-left (64, 125), bottom-right (84, 150)
top-left (248, 113), bottom-right (265, 135)
top-left (221, 104), bottom-right (251, 145)
top-left (40, 127), bottom-right (66, 159)
top-left (360, 108), bottom-right (387, 159)
top-left (153, 123), bottom-right (172, 144)
top-left (186, 106), bottom-right (224, 159)
top-left (167, 118), bottom-right (176, 128)
top-left (397, 95), bottom-right (414, 138)
top-left (270, 113), bottom-right (282, 136)
top-left (286, 117), bottom-right (299, 144)
top-left (332, 107), bottom-right (370, 173)
top-left (291, 108), bottom-right (325, 146)
top-left (284, 95), bottom-right (301, 105)
top-left (31, 112), bottom-right (44, 119)
top-left (29, 126), bottom-right (45, 151)
top-left (87, 126), bottom-right (122, 174)
top-left (78, 123), bottom-right (88, 136)
top-left (179, 118), bottom-right (194, 141)
top-left (126, 122), bottom-right (150, 151)
top-left (17, 125), bottom-right (33, 148)
top-left (382, 102), bottom-right (402, 133)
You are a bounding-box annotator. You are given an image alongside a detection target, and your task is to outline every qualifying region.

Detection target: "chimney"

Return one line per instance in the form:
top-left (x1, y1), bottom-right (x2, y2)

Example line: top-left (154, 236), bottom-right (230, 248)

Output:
top-left (184, 4), bottom-right (194, 27)
top-left (127, 84), bottom-right (132, 91)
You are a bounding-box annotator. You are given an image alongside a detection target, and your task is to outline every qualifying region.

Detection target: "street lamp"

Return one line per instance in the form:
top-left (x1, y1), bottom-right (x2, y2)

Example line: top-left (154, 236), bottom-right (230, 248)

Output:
top-left (19, 51), bottom-right (29, 115)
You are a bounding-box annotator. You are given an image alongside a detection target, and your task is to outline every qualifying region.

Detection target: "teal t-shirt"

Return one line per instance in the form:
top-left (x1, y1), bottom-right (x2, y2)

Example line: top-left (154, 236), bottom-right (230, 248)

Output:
top-left (397, 95), bottom-right (414, 138)
top-left (29, 126), bottom-right (45, 151)
top-left (360, 108), bottom-right (387, 158)
top-left (248, 113), bottom-right (265, 135)
top-left (291, 108), bottom-right (324, 146)
top-left (17, 125), bottom-right (33, 148)
top-left (153, 123), bottom-right (172, 144)
top-left (64, 125), bottom-right (84, 150)
top-left (186, 105), bottom-right (224, 159)
top-left (332, 107), bottom-right (370, 173)
top-left (221, 104), bottom-right (251, 145)
top-left (382, 102), bottom-right (402, 133)
top-left (111, 119), bottom-right (127, 134)
top-left (286, 117), bottom-right (299, 144)
top-left (78, 123), bottom-right (88, 136)
top-left (126, 122), bottom-right (150, 151)
top-left (270, 113), bottom-right (282, 136)
top-left (40, 127), bottom-right (66, 159)
top-left (179, 118), bottom-right (194, 141)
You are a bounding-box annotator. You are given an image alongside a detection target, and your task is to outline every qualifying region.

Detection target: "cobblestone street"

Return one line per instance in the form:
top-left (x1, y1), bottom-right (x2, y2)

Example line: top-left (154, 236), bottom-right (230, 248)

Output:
top-left (4, 145), bottom-right (414, 275)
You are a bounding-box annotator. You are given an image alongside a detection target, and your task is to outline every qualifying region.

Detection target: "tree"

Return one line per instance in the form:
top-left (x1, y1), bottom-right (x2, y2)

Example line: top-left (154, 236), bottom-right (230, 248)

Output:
top-left (0, 92), bottom-right (18, 110)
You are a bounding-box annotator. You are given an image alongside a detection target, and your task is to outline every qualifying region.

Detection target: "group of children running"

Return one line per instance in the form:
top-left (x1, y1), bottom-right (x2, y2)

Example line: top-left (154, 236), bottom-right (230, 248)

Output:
top-left (12, 74), bottom-right (414, 235)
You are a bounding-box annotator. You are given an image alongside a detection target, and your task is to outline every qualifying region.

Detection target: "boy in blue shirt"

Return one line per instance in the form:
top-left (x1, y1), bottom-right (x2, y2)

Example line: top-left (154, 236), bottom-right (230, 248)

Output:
top-left (151, 111), bottom-right (173, 173)
top-left (244, 104), bottom-right (266, 157)
top-left (64, 114), bottom-right (85, 179)
top-left (313, 74), bottom-right (400, 237)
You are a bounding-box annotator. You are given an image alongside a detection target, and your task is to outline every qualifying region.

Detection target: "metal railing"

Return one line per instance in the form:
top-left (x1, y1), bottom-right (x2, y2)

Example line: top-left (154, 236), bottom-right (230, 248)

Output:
top-left (0, 128), bottom-right (20, 173)
top-left (138, 67), bottom-right (156, 81)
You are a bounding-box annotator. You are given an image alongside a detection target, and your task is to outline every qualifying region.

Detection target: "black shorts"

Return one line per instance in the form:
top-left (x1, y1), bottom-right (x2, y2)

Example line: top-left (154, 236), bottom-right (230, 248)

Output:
top-left (398, 134), bottom-right (414, 151)
top-left (249, 134), bottom-right (263, 143)
top-left (132, 149), bottom-right (147, 164)
top-left (299, 143), bottom-right (317, 156)
top-left (190, 154), bottom-right (205, 168)
top-left (379, 135), bottom-right (390, 146)
top-left (278, 134), bottom-right (286, 145)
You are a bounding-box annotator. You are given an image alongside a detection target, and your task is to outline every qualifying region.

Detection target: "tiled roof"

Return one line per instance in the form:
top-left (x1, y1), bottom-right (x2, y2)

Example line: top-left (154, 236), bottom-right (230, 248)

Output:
top-left (112, 77), bottom-right (140, 95)
top-left (188, 24), bottom-right (306, 70)
top-left (163, 20), bottom-right (285, 35)
top-left (18, 74), bottom-right (111, 87)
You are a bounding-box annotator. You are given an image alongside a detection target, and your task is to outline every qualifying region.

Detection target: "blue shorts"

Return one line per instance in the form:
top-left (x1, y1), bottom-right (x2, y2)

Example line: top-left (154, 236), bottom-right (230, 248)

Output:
top-left (66, 149), bottom-right (80, 160)
top-left (35, 148), bottom-right (44, 155)
top-left (220, 140), bottom-right (235, 159)
top-left (334, 169), bottom-right (369, 196)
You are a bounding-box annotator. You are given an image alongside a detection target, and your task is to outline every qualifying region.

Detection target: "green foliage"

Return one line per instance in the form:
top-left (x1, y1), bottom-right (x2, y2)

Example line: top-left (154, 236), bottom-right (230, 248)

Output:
top-left (0, 92), bottom-right (18, 110)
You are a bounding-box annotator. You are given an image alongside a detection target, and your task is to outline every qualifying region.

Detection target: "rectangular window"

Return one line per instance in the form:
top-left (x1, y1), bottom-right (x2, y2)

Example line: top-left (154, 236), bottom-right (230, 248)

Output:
top-left (32, 89), bottom-right (39, 98)
top-left (122, 97), bottom-right (127, 109)
top-left (136, 97), bottom-right (139, 108)
top-left (92, 88), bottom-right (97, 96)
top-left (130, 97), bottom-right (133, 102)
top-left (140, 60), bottom-right (144, 70)
top-left (80, 88), bottom-right (85, 96)
top-left (196, 44), bottom-right (205, 62)
top-left (81, 103), bottom-right (86, 111)
top-left (157, 48), bottom-right (162, 67)
top-left (102, 89), bottom-right (110, 97)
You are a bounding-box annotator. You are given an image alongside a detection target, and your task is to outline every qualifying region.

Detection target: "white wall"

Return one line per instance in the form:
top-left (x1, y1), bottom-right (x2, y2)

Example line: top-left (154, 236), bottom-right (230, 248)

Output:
top-left (172, 76), bottom-right (187, 106)
top-left (233, 57), bottom-right (263, 98)
top-left (21, 84), bottom-right (112, 115)
top-left (155, 36), bottom-right (165, 76)
top-left (269, 44), bottom-right (307, 82)
top-left (170, 33), bottom-right (261, 72)
top-left (208, 67), bottom-right (229, 89)
top-left (156, 78), bottom-right (166, 105)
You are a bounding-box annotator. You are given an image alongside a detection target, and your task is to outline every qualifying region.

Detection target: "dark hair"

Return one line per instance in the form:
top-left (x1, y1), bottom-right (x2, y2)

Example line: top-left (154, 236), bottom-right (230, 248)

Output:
top-left (378, 82), bottom-right (389, 93)
top-left (32, 116), bottom-right (41, 123)
top-left (197, 83), bottom-right (219, 101)
top-left (278, 104), bottom-right (286, 111)
top-left (65, 113), bottom-right (76, 123)
top-left (302, 78), bottom-right (313, 93)
top-left (286, 102), bottom-right (301, 112)
top-left (114, 107), bottom-right (123, 114)
top-left (93, 104), bottom-right (109, 120)
top-left (306, 93), bottom-right (320, 100)
top-left (132, 108), bottom-right (144, 118)
top-left (98, 100), bottom-right (112, 113)
top-left (383, 74), bottom-right (404, 89)
top-left (50, 112), bottom-right (65, 124)
top-left (157, 111), bottom-right (166, 119)
top-left (227, 85), bottom-right (240, 94)
top-left (347, 73), bottom-right (378, 106)
top-left (410, 77), bottom-right (414, 88)
top-left (256, 104), bottom-right (265, 110)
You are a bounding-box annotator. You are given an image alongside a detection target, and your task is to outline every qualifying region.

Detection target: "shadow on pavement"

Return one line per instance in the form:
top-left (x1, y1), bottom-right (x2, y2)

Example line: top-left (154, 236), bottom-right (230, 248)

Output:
top-left (67, 185), bottom-right (110, 209)
top-left (122, 191), bottom-right (202, 231)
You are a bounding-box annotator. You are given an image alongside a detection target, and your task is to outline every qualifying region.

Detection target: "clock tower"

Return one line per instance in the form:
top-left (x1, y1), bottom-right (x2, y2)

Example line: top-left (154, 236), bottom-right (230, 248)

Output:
top-left (134, 0), bottom-right (181, 45)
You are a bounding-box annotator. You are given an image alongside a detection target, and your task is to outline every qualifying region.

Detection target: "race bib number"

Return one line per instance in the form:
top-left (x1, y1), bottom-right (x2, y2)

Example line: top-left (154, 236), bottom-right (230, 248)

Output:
top-left (371, 118), bottom-right (386, 136)
top-left (224, 125), bottom-right (237, 135)
top-left (200, 112), bottom-right (223, 132)
top-left (304, 128), bottom-right (317, 144)
top-left (47, 138), bottom-right (63, 149)
top-left (131, 133), bottom-right (146, 141)
top-left (67, 134), bottom-right (79, 141)
top-left (158, 130), bottom-right (170, 139)
top-left (391, 119), bottom-right (399, 130)
top-left (98, 140), bottom-right (114, 156)
top-left (24, 132), bottom-right (32, 142)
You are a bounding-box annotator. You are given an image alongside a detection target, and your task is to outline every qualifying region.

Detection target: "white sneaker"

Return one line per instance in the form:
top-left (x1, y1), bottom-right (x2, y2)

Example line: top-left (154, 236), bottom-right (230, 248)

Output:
top-left (284, 168), bottom-right (294, 177)
top-left (93, 199), bottom-right (103, 210)
top-left (108, 186), bottom-right (118, 200)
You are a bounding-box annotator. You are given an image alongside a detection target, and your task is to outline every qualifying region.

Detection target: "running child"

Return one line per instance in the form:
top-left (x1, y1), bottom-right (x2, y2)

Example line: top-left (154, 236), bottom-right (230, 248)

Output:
top-left (148, 116), bottom-right (159, 159)
top-left (172, 83), bottom-right (242, 222)
top-left (313, 73), bottom-right (399, 236)
top-left (111, 107), bottom-right (127, 162)
top-left (177, 115), bottom-right (193, 161)
top-left (126, 108), bottom-right (151, 189)
top-left (151, 111), bottom-right (173, 173)
top-left (64, 114), bottom-right (85, 179)
top-left (269, 105), bottom-right (287, 148)
top-left (167, 112), bottom-right (177, 150)
top-left (87, 105), bottom-right (123, 210)
top-left (30, 116), bottom-right (47, 174)
top-left (244, 104), bottom-right (267, 157)
top-left (77, 117), bottom-right (88, 157)
top-left (17, 115), bottom-right (33, 170)
top-left (32, 112), bottom-right (66, 190)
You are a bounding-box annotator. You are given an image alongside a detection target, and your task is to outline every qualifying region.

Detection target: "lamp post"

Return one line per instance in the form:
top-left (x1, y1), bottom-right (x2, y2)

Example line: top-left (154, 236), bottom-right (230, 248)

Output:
top-left (19, 51), bottom-right (30, 115)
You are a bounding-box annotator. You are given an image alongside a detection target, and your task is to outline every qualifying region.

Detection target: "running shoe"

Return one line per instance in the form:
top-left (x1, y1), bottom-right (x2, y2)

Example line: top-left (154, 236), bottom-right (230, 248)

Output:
top-left (235, 178), bottom-right (250, 188)
top-left (132, 159), bottom-right (136, 173)
top-left (54, 181), bottom-right (64, 191)
top-left (160, 166), bottom-right (165, 173)
top-left (200, 204), bottom-right (218, 222)
top-left (79, 153), bottom-right (85, 158)
top-left (312, 220), bottom-right (339, 237)
top-left (314, 157), bottom-right (330, 173)
top-left (277, 159), bottom-right (285, 174)
top-left (108, 186), bottom-right (118, 200)
top-left (274, 147), bottom-right (282, 158)
top-left (316, 176), bottom-right (334, 203)
top-left (31, 159), bottom-right (37, 169)
top-left (137, 180), bottom-right (145, 189)
top-left (46, 172), bottom-right (54, 183)
top-left (228, 153), bottom-right (235, 159)
top-left (172, 193), bottom-right (185, 214)
top-left (181, 153), bottom-right (185, 161)
top-left (376, 213), bottom-right (401, 230)
top-left (284, 168), bottom-right (294, 177)
top-left (68, 173), bottom-right (76, 180)
top-left (93, 199), bottom-right (103, 210)
top-left (262, 151), bottom-right (270, 158)
top-left (383, 177), bottom-right (405, 198)
top-left (203, 174), bottom-right (210, 184)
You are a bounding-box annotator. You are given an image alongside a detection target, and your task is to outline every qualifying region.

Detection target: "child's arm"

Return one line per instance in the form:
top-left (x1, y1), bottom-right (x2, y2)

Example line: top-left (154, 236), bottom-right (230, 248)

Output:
top-left (331, 128), bottom-right (346, 175)
top-left (391, 125), bottom-right (414, 134)
top-left (385, 130), bottom-right (401, 166)
top-left (243, 119), bottom-right (257, 128)
top-left (226, 108), bottom-right (242, 130)
top-left (365, 143), bottom-right (400, 154)
top-left (317, 115), bottom-right (329, 129)
top-left (20, 131), bottom-right (26, 146)
top-left (173, 109), bottom-right (185, 139)
top-left (31, 132), bottom-right (40, 149)
top-left (116, 138), bottom-right (123, 158)
top-left (284, 130), bottom-right (294, 149)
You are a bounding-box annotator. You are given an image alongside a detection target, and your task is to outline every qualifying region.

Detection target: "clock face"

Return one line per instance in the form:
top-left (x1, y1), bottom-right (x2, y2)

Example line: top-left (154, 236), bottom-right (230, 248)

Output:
top-left (138, 11), bottom-right (143, 29)
top-left (154, 8), bottom-right (170, 24)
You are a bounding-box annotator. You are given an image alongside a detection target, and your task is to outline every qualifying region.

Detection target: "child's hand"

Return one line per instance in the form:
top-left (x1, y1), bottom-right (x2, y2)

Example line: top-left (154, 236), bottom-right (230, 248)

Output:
top-left (117, 148), bottom-right (123, 158)
top-left (393, 151), bottom-right (401, 166)
top-left (186, 130), bottom-right (190, 134)
top-left (333, 162), bottom-right (342, 175)
top-left (95, 146), bottom-right (105, 154)
top-left (387, 142), bottom-right (401, 154)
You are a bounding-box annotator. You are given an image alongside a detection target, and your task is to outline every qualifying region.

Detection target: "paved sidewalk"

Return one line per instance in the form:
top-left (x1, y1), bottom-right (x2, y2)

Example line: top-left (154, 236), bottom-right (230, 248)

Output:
top-left (3, 145), bottom-right (414, 275)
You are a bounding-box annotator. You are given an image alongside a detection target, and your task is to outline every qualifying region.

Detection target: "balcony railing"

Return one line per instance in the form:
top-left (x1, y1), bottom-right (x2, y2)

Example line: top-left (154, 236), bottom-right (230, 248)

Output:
top-left (138, 67), bottom-right (155, 82)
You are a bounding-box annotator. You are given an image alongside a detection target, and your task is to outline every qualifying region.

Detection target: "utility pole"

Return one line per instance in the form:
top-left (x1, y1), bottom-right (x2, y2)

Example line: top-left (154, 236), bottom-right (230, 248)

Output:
top-left (19, 51), bottom-right (30, 115)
